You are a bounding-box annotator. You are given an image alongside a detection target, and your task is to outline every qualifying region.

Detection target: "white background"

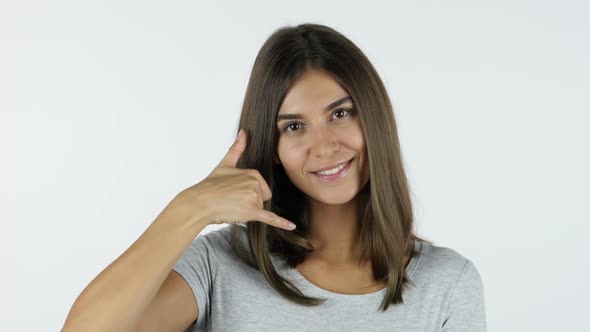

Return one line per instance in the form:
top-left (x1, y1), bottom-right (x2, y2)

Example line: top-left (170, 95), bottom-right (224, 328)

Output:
top-left (1, 1), bottom-right (588, 331)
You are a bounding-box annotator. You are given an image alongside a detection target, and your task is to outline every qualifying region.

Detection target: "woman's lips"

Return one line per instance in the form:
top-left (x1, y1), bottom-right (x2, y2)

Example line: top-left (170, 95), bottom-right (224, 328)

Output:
top-left (311, 158), bottom-right (353, 173)
top-left (312, 158), bottom-right (353, 182)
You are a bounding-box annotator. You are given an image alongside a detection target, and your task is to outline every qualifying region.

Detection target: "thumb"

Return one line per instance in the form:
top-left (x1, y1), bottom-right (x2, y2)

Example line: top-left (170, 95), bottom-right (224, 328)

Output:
top-left (217, 129), bottom-right (246, 168)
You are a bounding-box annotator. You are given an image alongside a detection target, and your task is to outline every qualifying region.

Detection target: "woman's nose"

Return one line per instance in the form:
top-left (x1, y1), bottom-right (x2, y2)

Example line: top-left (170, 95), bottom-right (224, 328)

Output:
top-left (310, 126), bottom-right (340, 158)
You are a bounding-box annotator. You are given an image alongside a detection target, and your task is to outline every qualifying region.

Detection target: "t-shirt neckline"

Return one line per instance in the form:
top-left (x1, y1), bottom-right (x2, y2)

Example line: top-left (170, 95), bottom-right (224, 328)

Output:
top-left (278, 240), bottom-right (422, 300)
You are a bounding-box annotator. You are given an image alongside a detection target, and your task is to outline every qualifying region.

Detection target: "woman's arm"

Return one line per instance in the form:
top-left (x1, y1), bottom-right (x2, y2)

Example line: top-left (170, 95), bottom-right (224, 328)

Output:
top-left (61, 197), bottom-right (208, 332)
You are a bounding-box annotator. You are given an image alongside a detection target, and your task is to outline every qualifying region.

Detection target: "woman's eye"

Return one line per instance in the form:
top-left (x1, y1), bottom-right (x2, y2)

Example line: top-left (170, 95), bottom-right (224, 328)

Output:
top-left (283, 122), bottom-right (301, 132)
top-left (332, 108), bottom-right (355, 121)
top-left (334, 108), bottom-right (350, 118)
top-left (282, 108), bottom-right (355, 133)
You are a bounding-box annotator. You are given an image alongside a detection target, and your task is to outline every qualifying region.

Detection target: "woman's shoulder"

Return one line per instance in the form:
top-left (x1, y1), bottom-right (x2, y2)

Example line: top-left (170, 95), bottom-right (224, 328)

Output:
top-left (413, 240), bottom-right (486, 329)
top-left (414, 239), bottom-right (482, 285)
top-left (194, 224), bottom-right (246, 247)
top-left (184, 224), bottom-right (246, 263)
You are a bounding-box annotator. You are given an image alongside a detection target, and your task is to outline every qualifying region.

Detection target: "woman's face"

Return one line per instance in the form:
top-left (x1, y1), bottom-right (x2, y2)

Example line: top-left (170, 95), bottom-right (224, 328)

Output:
top-left (275, 69), bottom-right (370, 205)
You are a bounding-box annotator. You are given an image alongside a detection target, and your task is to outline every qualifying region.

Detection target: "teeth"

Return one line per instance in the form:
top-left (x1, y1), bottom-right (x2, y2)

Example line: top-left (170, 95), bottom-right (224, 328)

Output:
top-left (317, 161), bottom-right (348, 175)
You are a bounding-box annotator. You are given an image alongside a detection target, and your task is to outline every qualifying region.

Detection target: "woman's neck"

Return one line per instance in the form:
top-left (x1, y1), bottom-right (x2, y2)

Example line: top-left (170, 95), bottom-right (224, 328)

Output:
top-left (306, 197), bottom-right (363, 265)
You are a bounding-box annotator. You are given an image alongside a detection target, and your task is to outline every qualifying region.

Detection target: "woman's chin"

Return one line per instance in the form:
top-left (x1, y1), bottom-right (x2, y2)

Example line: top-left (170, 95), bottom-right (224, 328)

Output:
top-left (307, 185), bottom-right (360, 206)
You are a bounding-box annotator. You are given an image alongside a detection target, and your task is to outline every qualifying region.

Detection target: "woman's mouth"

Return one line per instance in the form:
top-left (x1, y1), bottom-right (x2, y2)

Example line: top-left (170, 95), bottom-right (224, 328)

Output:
top-left (311, 158), bottom-right (353, 182)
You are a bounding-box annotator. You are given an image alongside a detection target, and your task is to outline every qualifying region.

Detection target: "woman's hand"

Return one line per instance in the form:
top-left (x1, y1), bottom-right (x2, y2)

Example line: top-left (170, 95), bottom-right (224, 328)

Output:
top-left (172, 129), bottom-right (296, 231)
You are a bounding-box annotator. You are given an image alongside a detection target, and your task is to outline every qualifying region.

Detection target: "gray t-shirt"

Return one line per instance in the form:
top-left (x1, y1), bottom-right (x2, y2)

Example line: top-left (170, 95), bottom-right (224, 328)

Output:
top-left (172, 225), bottom-right (486, 331)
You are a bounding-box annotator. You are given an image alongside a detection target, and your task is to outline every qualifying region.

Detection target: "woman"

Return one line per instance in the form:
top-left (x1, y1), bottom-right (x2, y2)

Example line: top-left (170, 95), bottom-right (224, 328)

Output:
top-left (62, 23), bottom-right (486, 332)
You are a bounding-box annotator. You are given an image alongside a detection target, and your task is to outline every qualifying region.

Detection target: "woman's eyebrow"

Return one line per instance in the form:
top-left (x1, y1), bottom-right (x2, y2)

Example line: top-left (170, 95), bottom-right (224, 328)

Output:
top-left (277, 96), bottom-right (353, 121)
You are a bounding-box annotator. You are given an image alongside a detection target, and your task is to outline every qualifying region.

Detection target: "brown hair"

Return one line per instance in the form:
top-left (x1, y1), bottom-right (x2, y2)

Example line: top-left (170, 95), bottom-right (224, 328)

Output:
top-left (229, 23), bottom-right (431, 311)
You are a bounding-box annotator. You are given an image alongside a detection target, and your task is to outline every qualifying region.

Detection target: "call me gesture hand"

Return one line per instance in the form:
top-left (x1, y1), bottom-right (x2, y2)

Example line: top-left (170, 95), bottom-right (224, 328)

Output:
top-left (173, 129), bottom-right (297, 231)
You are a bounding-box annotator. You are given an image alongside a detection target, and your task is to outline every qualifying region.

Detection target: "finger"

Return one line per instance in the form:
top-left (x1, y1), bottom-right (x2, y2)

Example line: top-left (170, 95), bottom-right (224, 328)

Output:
top-left (217, 128), bottom-right (246, 169)
top-left (255, 209), bottom-right (296, 231)
top-left (247, 169), bottom-right (273, 202)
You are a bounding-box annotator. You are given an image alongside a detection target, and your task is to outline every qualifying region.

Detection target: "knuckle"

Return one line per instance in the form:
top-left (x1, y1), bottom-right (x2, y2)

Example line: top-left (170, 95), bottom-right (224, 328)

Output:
top-left (245, 169), bottom-right (260, 178)
top-left (248, 188), bottom-right (260, 200)
top-left (241, 171), bottom-right (255, 183)
top-left (247, 179), bottom-right (261, 191)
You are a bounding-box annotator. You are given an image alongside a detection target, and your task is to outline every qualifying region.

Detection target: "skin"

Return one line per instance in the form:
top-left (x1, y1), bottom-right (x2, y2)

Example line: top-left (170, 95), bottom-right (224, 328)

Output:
top-left (275, 68), bottom-right (401, 294)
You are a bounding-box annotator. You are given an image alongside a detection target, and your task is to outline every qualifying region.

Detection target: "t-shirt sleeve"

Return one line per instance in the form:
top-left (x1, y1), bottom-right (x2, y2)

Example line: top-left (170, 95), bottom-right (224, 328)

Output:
top-left (172, 227), bottom-right (229, 332)
top-left (442, 259), bottom-right (487, 332)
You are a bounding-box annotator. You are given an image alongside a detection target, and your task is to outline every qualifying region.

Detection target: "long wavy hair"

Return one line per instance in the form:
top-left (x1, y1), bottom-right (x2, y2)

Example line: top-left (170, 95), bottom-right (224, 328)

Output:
top-left (229, 23), bottom-right (430, 312)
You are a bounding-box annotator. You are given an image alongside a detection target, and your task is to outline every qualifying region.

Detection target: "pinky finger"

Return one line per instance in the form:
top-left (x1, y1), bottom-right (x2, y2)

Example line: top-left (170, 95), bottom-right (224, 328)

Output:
top-left (258, 210), bottom-right (296, 230)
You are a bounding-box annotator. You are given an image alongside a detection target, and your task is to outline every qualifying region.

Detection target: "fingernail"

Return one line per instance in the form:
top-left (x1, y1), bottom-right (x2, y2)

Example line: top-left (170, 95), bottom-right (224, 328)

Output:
top-left (287, 222), bottom-right (296, 230)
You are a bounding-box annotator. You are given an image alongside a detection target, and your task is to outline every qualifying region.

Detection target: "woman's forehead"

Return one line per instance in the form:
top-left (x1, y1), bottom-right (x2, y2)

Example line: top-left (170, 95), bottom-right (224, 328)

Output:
top-left (279, 74), bottom-right (351, 115)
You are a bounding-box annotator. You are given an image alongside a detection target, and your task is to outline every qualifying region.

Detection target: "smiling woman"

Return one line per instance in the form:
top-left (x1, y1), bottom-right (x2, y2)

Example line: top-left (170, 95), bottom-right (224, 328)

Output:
top-left (63, 22), bottom-right (486, 332)
top-left (167, 23), bottom-right (487, 331)
top-left (225, 22), bottom-right (423, 309)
